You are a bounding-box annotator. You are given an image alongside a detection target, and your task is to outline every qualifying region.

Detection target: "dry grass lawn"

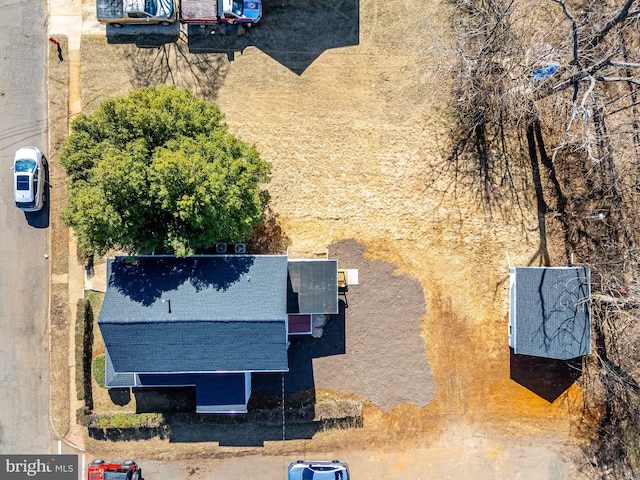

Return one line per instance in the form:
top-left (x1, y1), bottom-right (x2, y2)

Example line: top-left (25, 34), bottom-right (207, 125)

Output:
top-left (48, 36), bottom-right (71, 437)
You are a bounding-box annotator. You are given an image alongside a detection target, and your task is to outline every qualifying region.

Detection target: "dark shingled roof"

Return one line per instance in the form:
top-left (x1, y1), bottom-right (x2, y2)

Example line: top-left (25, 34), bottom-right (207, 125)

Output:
top-left (104, 350), bottom-right (136, 387)
top-left (287, 260), bottom-right (338, 314)
top-left (105, 359), bottom-right (249, 412)
top-left (194, 373), bottom-right (248, 413)
top-left (99, 255), bottom-right (289, 374)
top-left (510, 267), bottom-right (591, 360)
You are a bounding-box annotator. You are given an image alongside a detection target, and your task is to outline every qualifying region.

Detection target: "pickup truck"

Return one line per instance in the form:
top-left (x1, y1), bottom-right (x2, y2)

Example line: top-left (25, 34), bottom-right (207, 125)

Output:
top-left (97, 0), bottom-right (177, 26)
top-left (180, 0), bottom-right (262, 26)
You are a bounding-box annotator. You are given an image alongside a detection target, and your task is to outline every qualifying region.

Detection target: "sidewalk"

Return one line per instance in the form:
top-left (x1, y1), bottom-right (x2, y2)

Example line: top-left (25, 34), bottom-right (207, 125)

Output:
top-left (47, 0), bottom-right (105, 451)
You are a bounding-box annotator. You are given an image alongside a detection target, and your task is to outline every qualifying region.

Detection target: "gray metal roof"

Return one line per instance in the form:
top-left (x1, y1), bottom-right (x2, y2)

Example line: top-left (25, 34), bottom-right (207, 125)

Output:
top-left (100, 255), bottom-right (289, 374)
top-left (287, 260), bottom-right (338, 314)
top-left (509, 267), bottom-right (591, 360)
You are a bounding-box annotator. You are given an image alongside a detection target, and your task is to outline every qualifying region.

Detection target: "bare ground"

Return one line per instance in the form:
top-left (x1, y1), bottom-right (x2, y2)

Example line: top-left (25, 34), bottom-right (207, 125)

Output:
top-left (46, 0), bottom-right (599, 474)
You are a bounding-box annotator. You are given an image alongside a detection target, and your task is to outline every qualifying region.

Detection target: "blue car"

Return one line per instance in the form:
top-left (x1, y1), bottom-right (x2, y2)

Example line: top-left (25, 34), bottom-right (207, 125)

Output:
top-left (220, 0), bottom-right (262, 25)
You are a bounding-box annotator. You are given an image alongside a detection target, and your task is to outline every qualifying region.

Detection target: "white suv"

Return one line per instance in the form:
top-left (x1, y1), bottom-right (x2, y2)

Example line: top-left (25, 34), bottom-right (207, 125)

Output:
top-left (288, 460), bottom-right (350, 480)
top-left (13, 146), bottom-right (46, 212)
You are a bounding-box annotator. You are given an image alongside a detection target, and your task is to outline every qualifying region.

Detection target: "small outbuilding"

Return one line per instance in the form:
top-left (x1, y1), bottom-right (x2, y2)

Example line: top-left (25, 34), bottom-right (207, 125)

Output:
top-left (509, 266), bottom-right (591, 360)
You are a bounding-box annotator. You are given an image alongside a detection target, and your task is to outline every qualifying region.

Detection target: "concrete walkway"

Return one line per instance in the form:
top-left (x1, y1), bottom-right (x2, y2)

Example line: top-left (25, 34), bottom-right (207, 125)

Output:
top-left (48, 0), bottom-right (105, 451)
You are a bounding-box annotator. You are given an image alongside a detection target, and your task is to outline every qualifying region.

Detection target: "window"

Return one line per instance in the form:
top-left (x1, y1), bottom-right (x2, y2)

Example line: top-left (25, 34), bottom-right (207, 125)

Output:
top-left (16, 175), bottom-right (30, 191)
top-left (15, 160), bottom-right (36, 173)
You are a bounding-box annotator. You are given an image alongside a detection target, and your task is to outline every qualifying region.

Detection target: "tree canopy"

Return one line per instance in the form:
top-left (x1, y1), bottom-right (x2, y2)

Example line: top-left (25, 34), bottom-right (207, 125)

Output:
top-left (60, 85), bottom-right (271, 256)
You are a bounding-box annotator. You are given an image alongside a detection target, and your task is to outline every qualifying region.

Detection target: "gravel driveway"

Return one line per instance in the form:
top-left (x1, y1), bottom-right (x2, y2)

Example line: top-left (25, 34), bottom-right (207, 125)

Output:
top-left (255, 239), bottom-right (435, 411)
top-left (320, 239), bottom-right (434, 410)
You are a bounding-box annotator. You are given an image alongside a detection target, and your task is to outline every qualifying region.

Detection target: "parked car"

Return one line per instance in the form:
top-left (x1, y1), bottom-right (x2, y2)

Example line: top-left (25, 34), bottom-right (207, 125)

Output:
top-left (220, 0), bottom-right (261, 25)
top-left (87, 459), bottom-right (141, 480)
top-left (288, 460), bottom-right (350, 480)
top-left (12, 146), bottom-right (45, 212)
top-left (97, 0), bottom-right (177, 26)
top-left (180, 0), bottom-right (262, 26)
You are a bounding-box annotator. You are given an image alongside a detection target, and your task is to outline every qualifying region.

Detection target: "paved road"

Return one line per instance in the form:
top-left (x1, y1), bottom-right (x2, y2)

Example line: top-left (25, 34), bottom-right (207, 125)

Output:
top-left (0, 0), bottom-right (51, 454)
top-left (113, 433), bottom-right (571, 480)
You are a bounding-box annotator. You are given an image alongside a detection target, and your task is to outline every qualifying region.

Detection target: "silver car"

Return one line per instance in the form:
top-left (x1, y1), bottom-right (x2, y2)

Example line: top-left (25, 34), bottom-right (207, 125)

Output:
top-left (288, 460), bottom-right (350, 480)
top-left (13, 146), bottom-right (46, 212)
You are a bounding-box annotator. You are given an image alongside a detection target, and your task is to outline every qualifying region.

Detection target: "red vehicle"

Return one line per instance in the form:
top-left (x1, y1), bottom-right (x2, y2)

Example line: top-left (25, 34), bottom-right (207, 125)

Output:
top-left (87, 460), bottom-right (142, 480)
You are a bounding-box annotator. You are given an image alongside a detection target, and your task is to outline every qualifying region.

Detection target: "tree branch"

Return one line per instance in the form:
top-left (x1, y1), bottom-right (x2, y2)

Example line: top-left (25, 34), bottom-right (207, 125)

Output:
top-left (609, 61), bottom-right (640, 70)
top-left (551, 0), bottom-right (581, 69)
top-left (595, 76), bottom-right (640, 86)
top-left (536, 48), bottom-right (623, 100)
top-left (584, 0), bottom-right (639, 51)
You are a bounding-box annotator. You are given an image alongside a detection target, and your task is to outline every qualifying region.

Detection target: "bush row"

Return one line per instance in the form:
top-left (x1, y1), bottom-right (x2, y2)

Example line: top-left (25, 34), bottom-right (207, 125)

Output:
top-left (74, 298), bottom-right (93, 408)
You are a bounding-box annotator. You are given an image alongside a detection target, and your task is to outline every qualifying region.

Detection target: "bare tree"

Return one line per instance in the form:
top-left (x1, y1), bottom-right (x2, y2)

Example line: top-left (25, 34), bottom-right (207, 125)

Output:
top-left (445, 0), bottom-right (640, 475)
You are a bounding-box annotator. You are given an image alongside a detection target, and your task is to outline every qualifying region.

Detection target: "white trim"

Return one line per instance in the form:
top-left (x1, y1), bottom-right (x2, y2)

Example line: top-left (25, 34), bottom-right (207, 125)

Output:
top-left (508, 268), bottom-right (516, 350)
top-left (245, 372), bottom-right (252, 405)
top-left (116, 253), bottom-right (289, 258)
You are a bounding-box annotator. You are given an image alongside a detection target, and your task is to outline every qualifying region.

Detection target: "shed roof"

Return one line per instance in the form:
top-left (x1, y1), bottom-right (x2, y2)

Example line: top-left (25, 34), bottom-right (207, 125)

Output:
top-left (509, 266), bottom-right (591, 360)
top-left (287, 260), bottom-right (338, 314)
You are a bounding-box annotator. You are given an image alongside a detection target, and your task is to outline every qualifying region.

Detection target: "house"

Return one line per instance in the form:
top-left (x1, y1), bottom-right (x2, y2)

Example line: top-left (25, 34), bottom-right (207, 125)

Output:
top-left (509, 266), bottom-right (591, 360)
top-left (98, 254), bottom-right (338, 413)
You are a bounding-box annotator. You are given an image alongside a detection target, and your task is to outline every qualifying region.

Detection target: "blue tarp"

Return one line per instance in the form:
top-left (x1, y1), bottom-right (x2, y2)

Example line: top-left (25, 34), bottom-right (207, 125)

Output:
top-left (533, 64), bottom-right (559, 80)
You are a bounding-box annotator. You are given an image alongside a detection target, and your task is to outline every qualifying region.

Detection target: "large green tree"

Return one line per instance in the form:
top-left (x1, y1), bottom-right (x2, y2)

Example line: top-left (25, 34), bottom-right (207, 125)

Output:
top-left (60, 85), bottom-right (270, 256)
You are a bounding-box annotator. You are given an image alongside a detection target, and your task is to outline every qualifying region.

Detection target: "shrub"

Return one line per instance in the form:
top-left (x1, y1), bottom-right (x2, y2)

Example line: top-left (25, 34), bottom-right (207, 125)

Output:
top-left (75, 298), bottom-right (94, 407)
top-left (93, 354), bottom-right (105, 388)
top-left (92, 413), bottom-right (163, 429)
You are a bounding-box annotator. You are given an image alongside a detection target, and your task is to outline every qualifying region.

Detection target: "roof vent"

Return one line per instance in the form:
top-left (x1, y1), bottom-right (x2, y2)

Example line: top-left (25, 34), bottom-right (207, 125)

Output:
top-left (235, 243), bottom-right (247, 254)
top-left (216, 242), bottom-right (228, 254)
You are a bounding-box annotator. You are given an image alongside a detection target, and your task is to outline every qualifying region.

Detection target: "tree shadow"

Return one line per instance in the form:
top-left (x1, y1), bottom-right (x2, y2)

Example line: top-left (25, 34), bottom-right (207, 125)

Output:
top-left (122, 32), bottom-right (231, 99)
top-left (246, 207), bottom-right (291, 255)
top-left (108, 255), bottom-right (254, 306)
top-left (108, 388), bottom-right (132, 406)
top-left (509, 349), bottom-right (582, 402)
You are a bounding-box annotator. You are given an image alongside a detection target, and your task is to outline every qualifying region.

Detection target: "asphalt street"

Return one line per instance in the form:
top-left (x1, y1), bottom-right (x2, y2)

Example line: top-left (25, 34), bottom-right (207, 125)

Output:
top-left (0, 0), bottom-right (52, 454)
